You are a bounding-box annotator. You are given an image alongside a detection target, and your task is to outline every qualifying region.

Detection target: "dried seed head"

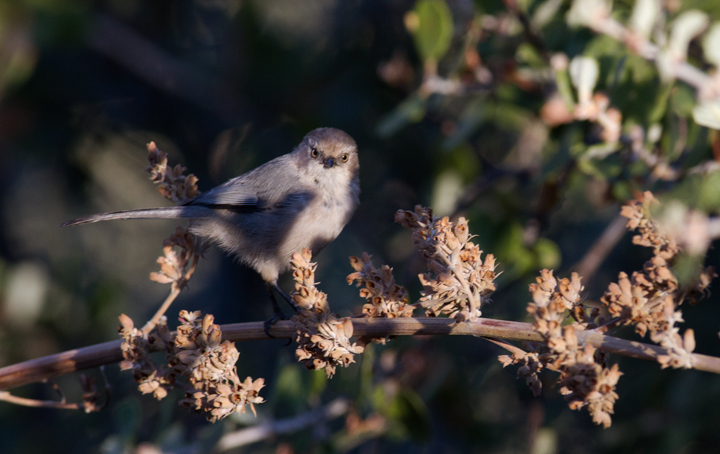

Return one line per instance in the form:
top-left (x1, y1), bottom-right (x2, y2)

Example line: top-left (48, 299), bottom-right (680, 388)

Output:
top-left (291, 249), bottom-right (364, 377)
top-left (145, 142), bottom-right (200, 204)
top-left (347, 253), bottom-right (414, 319)
top-left (119, 311), bottom-right (264, 422)
top-left (395, 206), bottom-right (497, 322)
top-left (602, 192), bottom-right (714, 370)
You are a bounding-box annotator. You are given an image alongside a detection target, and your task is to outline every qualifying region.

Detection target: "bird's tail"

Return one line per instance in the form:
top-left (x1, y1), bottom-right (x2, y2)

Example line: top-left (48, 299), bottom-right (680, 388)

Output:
top-left (61, 206), bottom-right (211, 227)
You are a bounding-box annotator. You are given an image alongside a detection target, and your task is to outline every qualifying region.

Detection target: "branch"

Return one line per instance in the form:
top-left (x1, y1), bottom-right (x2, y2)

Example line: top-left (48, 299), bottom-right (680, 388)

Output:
top-left (581, 9), bottom-right (720, 101)
top-left (1, 317), bottom-right (720, 391)
top-left (216, 398), bottom-right (350, 451)
top-left (573, 215), bottom-right (628, 283)
top-left (0, 391), bottom-right (84, 410)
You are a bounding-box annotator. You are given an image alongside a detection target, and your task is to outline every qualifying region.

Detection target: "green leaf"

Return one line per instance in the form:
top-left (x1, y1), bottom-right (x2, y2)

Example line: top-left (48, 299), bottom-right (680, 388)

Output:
top-left (534, 238), bottom-right (561, 270)
top-left (409, 0), bottom-right (453, 64)
top-left (273, 363), bottom-right (308, 415)
top-left (673, 253), bottom-right (705, 288)
top-left (671, 84), bottom-right (696, 117)
top-left (371, 385), bottom-right (431, 440)
top-left (553, 63), bottom-right (576, 109)
top-left (309, 369), bottom-right (328, 398)
top-left (665, 171), bottom-right (720, 212)
top-left (612, 180), bottom-right (634, 201)
top-left (516, 42), bottom-right (546, 68)
top-left (647, 83), bottom-right (673, 124)
top-left (576, 155), bottom-right (622, 180)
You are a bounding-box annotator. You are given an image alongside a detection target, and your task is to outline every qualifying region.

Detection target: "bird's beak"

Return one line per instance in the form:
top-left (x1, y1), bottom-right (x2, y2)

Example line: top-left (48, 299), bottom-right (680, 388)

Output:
top-left (323, 157), bottom-right (335, 168)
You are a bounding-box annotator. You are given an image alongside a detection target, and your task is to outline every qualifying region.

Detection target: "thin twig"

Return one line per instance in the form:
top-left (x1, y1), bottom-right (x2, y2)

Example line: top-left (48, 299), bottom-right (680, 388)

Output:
top-left (2, 317), bottom-right (720, 392)
top-left (216, 398), bottom-right (351, 451)
top-left (586, 13), bottom-right (720, 101)
top-left (142, 287), bottom-right (182, 334)
top-left (142, 254), bottom-right (200, 333)
top-left (0, 390), bottom-right (85, 410)
top-left (573, 215), bottom-right (628, 283)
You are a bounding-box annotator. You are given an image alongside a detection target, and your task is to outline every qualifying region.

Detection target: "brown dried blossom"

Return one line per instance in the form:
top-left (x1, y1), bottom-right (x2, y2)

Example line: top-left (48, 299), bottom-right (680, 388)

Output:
top-left (601, 192), bottom-right (716, 369)
top-left (347, 253), bottom-right (414, 318)
top-left (174, 311), bottom-right (264, 422)
top-left (291, 249), bottom-right (364, 378)
top-left (504, 192), bottom-right (715, 428)
top-left (118, 313), bottom-right (175, 400)
top-left (502, 269), bottom-right (621, 427)
top-left (619, 191), bottom-right (679, 260)
top-left (555, 335), bottom-right (622, 429)
top-left (498, 349), bottom-right (544, 397)
top-left (686, 266), bottom-right (718, 306)
top-left (119, 311), bottom-right (264, 422)
top-left (525, 270), bottom-right (621, 428)
top-left (145, 141), bottom-right (200, 204)
top-left (395, 206), bottom-right (497, 322)
top-left (150, 226), bottom-right (208, 285)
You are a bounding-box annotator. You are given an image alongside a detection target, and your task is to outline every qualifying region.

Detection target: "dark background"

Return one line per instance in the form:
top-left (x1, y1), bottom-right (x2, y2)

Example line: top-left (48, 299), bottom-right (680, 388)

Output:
top-left (1, 0), bottom-right (719, 453)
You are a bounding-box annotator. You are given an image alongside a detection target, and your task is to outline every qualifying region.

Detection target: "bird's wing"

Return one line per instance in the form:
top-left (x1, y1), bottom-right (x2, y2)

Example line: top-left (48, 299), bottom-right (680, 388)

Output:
top-left (185, 175), bottom-right (260, 212)
top-left (184, 156), bottom-right (296, 212)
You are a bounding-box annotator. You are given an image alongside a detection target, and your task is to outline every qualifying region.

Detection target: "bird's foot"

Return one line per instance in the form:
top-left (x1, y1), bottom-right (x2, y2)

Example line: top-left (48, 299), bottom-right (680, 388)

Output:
top-left (263, 315), bottom-right (281, 338)
top-left (263, 306), bottom-right (292, 339)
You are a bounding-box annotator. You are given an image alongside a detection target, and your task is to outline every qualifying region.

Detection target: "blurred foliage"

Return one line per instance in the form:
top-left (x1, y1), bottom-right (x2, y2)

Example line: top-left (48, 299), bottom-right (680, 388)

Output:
top-left (407, 0), bottom-right (453, 66)
top-left (1, 0), bottom-right (720, 453)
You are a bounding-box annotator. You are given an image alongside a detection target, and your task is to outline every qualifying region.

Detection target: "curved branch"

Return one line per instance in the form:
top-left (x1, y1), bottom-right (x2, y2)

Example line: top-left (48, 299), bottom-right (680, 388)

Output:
top-left (1, 317), bottom-right (719, 391)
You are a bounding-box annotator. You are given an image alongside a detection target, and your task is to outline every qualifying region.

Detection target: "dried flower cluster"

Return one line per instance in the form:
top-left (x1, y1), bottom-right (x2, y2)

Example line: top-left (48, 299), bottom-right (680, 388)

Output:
top-left (175, 311), bottom-right (264, 422)
top-left (602, 192), bottom-right (716, 369)
top-left (497, 348), bottom-right (544, 397)
top-left (291, 249), bottom-right (364, 378)
top-left (145, 141), bottom-right (200, 204)
top-left (501, 270), bottom-right (621, 428)
top-left (142, 142), bottom-right (209, 331)
top-left (532, 270), bottom-right (620, 428)
top-left (395, 206), bottom-right (497, 322)
top-left (150, 226), bottom-right (208, 286)
top-left (501, 191), bottom-right (717, 428)
top-left (347, 252), bottom-right (413, 318)
top-left (118, 311), bottom-right (264, 422)
top-left (117, 141), bottom-right (264, 422)
top-left (119, 313), bottom-right (175, 399)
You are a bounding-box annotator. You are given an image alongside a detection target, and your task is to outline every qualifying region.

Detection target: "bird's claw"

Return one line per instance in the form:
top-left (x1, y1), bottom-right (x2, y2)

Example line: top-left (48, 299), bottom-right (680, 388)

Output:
top-left (263, 314), bottom-right (282, 338)
top-left (263, 305), bottom-right (293, 339)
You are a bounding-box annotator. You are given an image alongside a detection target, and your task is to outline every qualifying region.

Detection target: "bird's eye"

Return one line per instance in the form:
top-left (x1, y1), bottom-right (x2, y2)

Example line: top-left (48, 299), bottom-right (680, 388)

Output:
top-left (311, 148), bottom-right (319, 158)
top-left (341, 154), bottom-right (348, 162)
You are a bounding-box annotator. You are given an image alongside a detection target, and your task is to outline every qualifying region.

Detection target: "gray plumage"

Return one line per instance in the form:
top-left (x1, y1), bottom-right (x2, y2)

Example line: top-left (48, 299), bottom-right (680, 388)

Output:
top-left (62, 127), bottom-right (360, 287)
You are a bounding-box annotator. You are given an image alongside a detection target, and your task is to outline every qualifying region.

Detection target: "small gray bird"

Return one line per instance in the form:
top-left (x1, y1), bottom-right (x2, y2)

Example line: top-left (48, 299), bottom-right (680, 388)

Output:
top-left (63, 127), bottom-right (360, 319)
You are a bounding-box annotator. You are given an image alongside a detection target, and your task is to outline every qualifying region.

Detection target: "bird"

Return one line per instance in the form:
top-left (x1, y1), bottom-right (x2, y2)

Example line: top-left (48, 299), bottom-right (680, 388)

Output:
top-left (62, 127), bottom-right (360, 322)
